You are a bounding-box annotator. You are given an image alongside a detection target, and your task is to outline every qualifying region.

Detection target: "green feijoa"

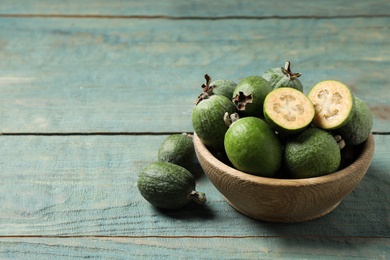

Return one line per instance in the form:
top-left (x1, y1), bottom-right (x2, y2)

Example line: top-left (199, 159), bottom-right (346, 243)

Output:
top-left (232, 76), bottom-right (272, 118)
top-left (284, 127), bottom-right (341, 179)
top-left (224, 116), bottom-right (282, 177)
top-left (333, 97), bottom-right (373, 146)
top-left (262, 61), bottom-right (303, 91)
top-left (192, 94), bottom-right (236, 152)
top-left (158, 133), bottom-right (197, 171)
top-left (137, 162), bottom-right (206, 209)
top-left (194, 74), bottom-right (236, 101)
top-left (210, 79), bottom-right (237, 99)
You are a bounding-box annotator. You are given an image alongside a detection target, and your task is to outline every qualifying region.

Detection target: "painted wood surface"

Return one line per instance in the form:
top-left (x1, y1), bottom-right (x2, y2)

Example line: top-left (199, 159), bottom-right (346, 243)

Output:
top-left (0, 16), bottom-right (389, 133)
top-left (0, 1), bottom-right (389, 258)
top-left (0, 135), bottom-right (388, 237)
top-left (0, 0), bottom-right (389, 17)
top-left (0, 237), bottom-right (388, 259)
top-left (0, 134), bottom-right (388, 258)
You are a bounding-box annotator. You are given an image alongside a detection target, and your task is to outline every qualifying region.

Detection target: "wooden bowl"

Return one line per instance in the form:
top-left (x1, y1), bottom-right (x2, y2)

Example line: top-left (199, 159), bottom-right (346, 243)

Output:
top-left (193, 133), bottom-right (375, 223)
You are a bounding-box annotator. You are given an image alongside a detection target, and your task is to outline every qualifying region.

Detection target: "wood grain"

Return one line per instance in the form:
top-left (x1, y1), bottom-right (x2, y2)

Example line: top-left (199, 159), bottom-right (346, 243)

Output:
top-left (0, 135), bottom-right (388, 237)
top-left (0, 237), bottom-right (388, 259)
top-left (0, 1), bottom-right (389, 258)
top-left (0, 17), bottom-right (389, 133)
top-left (1, 0), bottom-right (389, 17)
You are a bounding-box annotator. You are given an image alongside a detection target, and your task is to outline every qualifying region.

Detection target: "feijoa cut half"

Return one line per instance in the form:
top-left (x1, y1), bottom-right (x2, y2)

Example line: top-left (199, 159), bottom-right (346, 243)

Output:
top-left (264, 87), bottom-right (315, 136)
top-left (308, 80), bottom-right (355, 130)
top-left (224, 116), bottom-right (282, 177)
top-left (137, 162), bottom-right (206, 209)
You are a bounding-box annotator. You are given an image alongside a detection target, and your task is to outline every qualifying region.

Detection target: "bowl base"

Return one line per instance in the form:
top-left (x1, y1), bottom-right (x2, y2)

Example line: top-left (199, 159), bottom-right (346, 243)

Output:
top-left (224, 197), bottom-right (341, 223)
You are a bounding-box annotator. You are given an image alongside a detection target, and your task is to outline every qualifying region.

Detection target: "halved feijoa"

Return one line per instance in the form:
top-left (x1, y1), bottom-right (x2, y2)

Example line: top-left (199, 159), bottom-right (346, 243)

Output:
top-left (334, 97), bottom-right (373, 146)
top-left (264, 87), bottom-right (315, 136)
top-left (308, 80), bottom-right (355, 130)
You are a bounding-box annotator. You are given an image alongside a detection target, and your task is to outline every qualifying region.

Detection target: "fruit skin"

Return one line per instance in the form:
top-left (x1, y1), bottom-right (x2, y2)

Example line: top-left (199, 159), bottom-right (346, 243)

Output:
top-left (224, 117), bottom-right (282, 177)
top-left (137, 162), bottom-right (205, 209)
top-left (210, 79), bottom-right (237, 100)
top-left (192, 95), bottom-right (236, 152)
top-left (333, 97), bottom-right (373, 146)
top-left (308, 80), bottom-right (355, 130)
top-left (158, 133), bottom-right (197, 171)
top-left (232, 76), bottom-right (272, 117)
top-left (263, 87), bottom-right (315, 136)
top-left (284, 127), bottom-right (341, 179)
top-left (262, 61), bottom-right (303, 91)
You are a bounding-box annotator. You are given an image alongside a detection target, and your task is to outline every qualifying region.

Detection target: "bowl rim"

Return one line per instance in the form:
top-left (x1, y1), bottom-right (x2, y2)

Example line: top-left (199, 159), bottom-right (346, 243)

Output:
top-left (193, 132), bottom-right (375, 187)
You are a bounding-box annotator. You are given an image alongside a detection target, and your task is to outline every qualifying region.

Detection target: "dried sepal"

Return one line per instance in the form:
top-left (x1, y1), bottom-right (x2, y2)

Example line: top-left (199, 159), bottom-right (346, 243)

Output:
top-left (232, 91), bottom-right (253, 111)
top-left (194, 74), bottom-right (214, 105)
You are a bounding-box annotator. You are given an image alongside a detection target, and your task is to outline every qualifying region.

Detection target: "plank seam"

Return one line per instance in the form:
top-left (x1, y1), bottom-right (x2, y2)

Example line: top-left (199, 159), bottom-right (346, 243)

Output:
top-left (0, 14), bottom-right (389, 20)
top-left (0, 235), bottom-right (388, 239)
top-left (0, 132), bottom-right (388, 136)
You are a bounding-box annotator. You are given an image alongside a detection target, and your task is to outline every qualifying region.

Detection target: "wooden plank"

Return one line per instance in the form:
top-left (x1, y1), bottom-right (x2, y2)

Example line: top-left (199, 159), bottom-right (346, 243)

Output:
top-left (0, 134), bottom-right (388, 237)
top-left (0, 237), bottom-right (388, 259)
top-left (0, 17), bottom-right (389, 133)
top-left (0, 0), bottom-right (389, 17)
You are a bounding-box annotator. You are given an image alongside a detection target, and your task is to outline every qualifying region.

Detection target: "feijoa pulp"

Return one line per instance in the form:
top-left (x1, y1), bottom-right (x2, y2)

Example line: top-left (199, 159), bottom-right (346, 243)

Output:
top-left (263, 87), bottom-right (315, 136)
top-left (308, 80), bottom-right (355, 130)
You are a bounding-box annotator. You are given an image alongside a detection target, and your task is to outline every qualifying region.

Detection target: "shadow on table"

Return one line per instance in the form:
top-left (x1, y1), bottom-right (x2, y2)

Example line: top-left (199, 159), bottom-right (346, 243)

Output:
top-left (251, 164), bottom-right (390, 238)
top-left (153, 200), bottom-right (216, 221)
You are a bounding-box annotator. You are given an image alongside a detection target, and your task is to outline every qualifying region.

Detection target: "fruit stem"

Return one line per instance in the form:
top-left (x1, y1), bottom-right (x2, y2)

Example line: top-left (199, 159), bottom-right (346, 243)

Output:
top-left (282, 61), bottom-right (302, 80)
top-left (224, 112), bottom-right (240, 127)
top-left (194, 74), bottom-right (214, 105)
top-left (188, 190), bottom-right (207, 204)
top-left (334, 135), bottom-right (346, 149)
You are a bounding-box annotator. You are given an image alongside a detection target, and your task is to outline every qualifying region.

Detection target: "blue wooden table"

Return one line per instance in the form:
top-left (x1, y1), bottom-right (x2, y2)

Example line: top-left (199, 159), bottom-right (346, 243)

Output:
top-left (0, 1), bottom-right (389, 258)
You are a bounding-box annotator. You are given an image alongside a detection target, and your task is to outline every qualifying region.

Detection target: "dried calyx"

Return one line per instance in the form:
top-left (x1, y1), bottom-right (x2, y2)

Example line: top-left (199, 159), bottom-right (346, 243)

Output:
top-left (194, 74), bottom-right (214, 105)
top-left (187, 190), bottom-right (207, 204)
top-left (232, 91), bottom-right (253, 111)
top-left (282, 61), bottom-right (302, 80)
top-left (224, 112), bottom-right (240, 127)
top-left (334, 135), bottom-right (346, 149)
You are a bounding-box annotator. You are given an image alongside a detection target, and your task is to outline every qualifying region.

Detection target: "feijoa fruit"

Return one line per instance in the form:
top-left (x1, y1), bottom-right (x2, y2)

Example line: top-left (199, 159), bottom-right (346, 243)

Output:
top-left (137, 162), bottom-right (206, 209)
top-left (333, 97), bottom-right (373, 146)
top-left (262, 61), bottom-right (303, 91)
top-left (158, 133), bottom-right (197, 171)
top-left (232, 76), bottom-right (272, 117)
top-left (224, 116), bottom-right (282, 177)
top-left (192, 82), bottom-right (236, 151)
top-left (284, 127), bottom-right (341, 178)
